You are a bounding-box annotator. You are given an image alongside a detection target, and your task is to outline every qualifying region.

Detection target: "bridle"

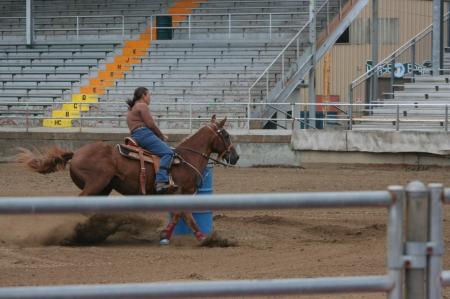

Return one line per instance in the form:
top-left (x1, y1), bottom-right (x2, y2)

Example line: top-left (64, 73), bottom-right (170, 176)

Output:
top-left (205, 123), bottom-right (235, 162)
top-left (175, 123), bottom-right (236, 167)
top-left (174, 123), bottom-right (236, 188)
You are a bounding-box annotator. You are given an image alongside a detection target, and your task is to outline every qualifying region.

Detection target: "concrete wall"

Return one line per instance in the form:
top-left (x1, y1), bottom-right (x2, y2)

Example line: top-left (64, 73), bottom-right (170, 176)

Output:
top-left (0, 130), bottom-right (300, 167)
top-left (291, 130), bottom-right (450, 166)
top-left (3, 129), bottom-right (450, 167)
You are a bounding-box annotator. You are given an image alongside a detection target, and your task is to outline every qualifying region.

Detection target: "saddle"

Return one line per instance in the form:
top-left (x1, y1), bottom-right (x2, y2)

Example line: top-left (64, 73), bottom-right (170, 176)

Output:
top-left (116, 137), bottom-right (179, 195)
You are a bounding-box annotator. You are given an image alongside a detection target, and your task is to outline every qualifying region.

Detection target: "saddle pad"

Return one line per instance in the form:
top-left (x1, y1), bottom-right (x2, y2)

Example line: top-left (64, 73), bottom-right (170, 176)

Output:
top-left (116, 144), bottom-right (161, 171)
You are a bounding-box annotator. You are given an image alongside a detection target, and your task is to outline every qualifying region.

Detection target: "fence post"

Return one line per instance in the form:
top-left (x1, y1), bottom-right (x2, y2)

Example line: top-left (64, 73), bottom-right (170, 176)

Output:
top-left (290, 103), bottom-right (295, 130)
top-left (387, 185), bottom-right (404, 299)
top-left (122, 15), bottom-right (125, 39)
top-left (390, 57), bottom-right (395, 98)
top-left (404, 181), bottom-right (429, 299)
top-left (348, 84), bottom-right (353, 130)
top-left (188, 14), bottom-right (191, 40)
top-left (268, 13), bottom-right (272, 40)
top-left (228, 14), bottom-right (231, 39)
top-left (427, 183), bottom-right (443, 299)
top-left (76, 16), bottom-right (79, 40)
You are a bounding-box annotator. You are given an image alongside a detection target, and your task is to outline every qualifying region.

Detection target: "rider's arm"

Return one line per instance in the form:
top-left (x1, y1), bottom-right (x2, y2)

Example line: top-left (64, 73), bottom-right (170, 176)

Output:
top-left (138, 103), bottom-right (165, 140)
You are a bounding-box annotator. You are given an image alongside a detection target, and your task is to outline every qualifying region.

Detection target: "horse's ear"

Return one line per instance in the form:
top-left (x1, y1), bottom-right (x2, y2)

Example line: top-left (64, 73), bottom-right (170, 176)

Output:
top-left (211, 114), bottom-right (216, 123)
top-left (218, 116), bottom-right (227, 128)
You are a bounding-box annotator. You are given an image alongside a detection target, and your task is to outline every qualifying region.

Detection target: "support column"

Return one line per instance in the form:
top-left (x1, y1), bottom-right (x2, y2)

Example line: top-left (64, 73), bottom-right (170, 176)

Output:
top-left (447, 1), bottom-right (450, 48)
top-left (405, 181), bottom-right (429, 299)
top-left (387, 186), bottom-right (404, 299)
top-left (432, 0), bottom-right (442, 76)
top-left (308, 0), bottom-right (316, 129)
top-left (369, 0), bottom-right (379, 104)
top-left (26, 0), bottom-right (33, 46)
top-left (427, 183), bottom-right (443, 299)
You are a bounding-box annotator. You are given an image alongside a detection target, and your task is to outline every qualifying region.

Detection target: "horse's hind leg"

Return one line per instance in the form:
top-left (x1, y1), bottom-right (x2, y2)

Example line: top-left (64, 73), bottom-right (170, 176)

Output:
top-left (181, 212), bottom-right (207, 241)
top-left (159, 213), bottom-right (182, 245)
top-left (78, 178), bottom-right (113, 196)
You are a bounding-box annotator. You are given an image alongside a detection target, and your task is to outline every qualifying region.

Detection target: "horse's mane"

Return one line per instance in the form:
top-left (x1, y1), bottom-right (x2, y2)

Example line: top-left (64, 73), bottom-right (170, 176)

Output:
top-left (176, 125), bottom-right (209, 148)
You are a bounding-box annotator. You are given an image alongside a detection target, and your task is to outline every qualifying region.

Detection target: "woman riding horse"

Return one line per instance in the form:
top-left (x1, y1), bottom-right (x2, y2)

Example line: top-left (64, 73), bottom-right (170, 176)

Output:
top-left (126, 87), bottom-right (175, 194)
top-left (18, 112), bottom-right (239, 245)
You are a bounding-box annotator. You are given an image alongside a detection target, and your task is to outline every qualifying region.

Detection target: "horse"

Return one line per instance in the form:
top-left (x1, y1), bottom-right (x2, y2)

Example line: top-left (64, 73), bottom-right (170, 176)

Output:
top-left (18, 115), bottom-right (239, 245)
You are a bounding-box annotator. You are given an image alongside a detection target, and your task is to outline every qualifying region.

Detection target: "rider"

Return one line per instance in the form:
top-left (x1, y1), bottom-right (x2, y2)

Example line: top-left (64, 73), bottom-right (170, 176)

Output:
top-left (126, 87), bottom-right (177, 194)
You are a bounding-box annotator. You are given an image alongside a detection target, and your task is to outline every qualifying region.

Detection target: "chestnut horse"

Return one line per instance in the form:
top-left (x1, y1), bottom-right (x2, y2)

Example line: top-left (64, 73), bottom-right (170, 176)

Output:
top-left (18, 116), bottom-right (239, 245)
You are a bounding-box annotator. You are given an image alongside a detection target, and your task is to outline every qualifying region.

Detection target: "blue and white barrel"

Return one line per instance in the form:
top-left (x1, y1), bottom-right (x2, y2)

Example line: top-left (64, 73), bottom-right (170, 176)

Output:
top-left (173, 165), bottom-right (213, 235)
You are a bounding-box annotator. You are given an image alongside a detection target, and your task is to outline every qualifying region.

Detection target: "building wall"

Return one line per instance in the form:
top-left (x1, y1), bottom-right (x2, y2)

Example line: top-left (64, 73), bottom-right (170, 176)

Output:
top-left (313, 0), bottom-right (436, 104)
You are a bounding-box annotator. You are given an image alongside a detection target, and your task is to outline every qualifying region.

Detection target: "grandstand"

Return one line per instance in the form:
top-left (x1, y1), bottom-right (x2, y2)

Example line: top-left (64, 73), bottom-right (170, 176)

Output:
top-left (0, 0), bottom-right (358, 130)
top-left (350, 13), bottom-right (450, 132)
top-left (1, 0), bottom-right (446, 133)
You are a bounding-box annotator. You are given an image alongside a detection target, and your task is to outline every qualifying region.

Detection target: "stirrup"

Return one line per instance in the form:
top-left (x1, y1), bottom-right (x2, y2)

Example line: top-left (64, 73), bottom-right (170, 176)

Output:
top-left (155, 182), bottom-right (178, 194)
top-left (155, 182), bottom-right (170, 194)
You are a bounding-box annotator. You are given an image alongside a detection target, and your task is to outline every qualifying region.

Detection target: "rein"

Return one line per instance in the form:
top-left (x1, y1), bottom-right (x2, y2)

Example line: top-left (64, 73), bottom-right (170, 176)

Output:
top-left (176, 147), bottom-right (232, 167)
top-left (174, 150), bottom-right (205, 186)
top-left (173, 122), bottom-right (236, 186)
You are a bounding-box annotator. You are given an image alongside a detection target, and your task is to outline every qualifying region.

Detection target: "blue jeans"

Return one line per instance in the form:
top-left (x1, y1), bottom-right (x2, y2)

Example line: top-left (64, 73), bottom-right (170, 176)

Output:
top-left (131, 127), bottom-right (174, 184)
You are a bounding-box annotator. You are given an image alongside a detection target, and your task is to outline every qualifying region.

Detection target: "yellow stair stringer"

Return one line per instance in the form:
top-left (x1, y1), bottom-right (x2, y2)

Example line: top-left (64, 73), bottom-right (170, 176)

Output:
top-left (43, 0), bottom-right (202, 128)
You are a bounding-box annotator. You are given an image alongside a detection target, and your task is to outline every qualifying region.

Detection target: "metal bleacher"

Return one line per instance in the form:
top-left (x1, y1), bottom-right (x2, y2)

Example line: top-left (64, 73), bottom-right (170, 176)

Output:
top-left (0, 0), bottom-right (169, 127)
top-left (351, 47), bottom-right (450, 132)
top-left (82, 0), bottom-right (335, 129)
top-left (0, 0), bottom-right (343, 130)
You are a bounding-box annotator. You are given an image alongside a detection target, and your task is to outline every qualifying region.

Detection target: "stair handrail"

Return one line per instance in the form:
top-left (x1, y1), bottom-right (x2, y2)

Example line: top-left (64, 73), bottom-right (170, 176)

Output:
top-left (248, 20), bottom-right (311, 93)
top-left (247, 0), bottom-right (336, 104)
top-left (351, 12), bottom-right (450, 90)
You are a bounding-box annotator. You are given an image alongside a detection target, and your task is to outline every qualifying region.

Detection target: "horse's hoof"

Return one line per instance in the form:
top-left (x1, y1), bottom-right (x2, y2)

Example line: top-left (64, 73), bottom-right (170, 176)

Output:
top-left (195, 231), bottom-right (207, 242)
top-left (159, 238), bottom-right (170, 246)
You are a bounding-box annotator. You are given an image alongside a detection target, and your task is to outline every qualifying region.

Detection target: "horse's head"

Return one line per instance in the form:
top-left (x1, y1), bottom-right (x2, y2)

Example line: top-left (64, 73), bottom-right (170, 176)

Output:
top-left (207, 115), bottom-right (239, 165)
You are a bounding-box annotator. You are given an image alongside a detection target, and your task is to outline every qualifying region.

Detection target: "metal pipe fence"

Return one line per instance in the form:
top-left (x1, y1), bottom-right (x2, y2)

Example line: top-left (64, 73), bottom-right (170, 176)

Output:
top-left (349, 12), bottom-right (450, 109)
top-left (0, 276), bottom-right (394, 299)
top-left (0, 190), bottom-right (397, 298)
top-left (248, 0), bottom-right (348, 106)
top-left (0, 11), bottom-right (310, 42)
top-left (2, 101), bottom-right (450, 132)
top-left (1, 182), bottom-right (450, 298)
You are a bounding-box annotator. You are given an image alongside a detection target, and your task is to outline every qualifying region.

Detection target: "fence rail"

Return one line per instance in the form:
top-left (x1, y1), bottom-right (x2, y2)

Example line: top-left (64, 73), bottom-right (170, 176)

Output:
top-left (2, 101), bottom-right (450, 132)
top-left (0, 11), bottom-right (310, 41)
top-left (0, 190), bottom-right (397, 298)
top-left (0, 276), bottom-right (394, 299)
top-left (1, 182), bottom-right (450, 298)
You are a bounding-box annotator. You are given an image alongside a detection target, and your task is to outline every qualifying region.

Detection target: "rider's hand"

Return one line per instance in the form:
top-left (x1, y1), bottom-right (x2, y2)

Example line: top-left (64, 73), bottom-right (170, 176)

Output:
top-left (163, 135), bottom-right (169, 141)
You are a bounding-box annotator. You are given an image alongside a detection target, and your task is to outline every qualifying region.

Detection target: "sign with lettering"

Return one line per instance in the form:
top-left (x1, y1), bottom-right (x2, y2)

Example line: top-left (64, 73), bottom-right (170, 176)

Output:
top-left (366, 60), bottom-right (430, 78)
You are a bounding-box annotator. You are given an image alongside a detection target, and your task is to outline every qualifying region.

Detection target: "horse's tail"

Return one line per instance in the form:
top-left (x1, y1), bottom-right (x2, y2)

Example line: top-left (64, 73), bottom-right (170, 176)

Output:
top-left (17, 146), bottom-right (74, 174)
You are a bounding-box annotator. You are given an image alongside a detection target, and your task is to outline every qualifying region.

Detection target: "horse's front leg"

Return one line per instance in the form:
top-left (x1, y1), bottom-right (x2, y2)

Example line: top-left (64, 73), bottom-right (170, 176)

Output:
top-left (181, 212), bottom-right (207, 242)
top-left (159, 212), bottom-right (181, 245)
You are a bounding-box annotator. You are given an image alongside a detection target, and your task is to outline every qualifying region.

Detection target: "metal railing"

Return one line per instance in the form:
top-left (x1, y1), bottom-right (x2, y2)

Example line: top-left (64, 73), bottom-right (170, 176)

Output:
top-left (3, 101), bottom-right (450, 132)
top-left (0, 182), bottom-right (450, 297)
top-left (349, 12), bottom-right (450, 109)
top-left (0, 15), bottom-right (127, 40)
top-left (0, 11), bottom-right (313, 41)
top-left (0, 189), bottom-right (398, 298)
top-left (147, 12), bottom-right (309, 40)
top-left (247, 0), bottom-right (347, 107)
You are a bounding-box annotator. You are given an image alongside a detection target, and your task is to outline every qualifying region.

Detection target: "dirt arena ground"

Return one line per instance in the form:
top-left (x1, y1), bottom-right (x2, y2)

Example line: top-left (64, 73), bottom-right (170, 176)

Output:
top-left (1, 162), bottom-right (450, 298)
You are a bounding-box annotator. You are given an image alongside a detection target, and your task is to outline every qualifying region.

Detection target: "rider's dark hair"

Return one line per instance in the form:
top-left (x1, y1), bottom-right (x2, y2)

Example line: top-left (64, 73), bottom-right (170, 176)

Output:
top-left (126, 87), bottom-right (149, 110)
